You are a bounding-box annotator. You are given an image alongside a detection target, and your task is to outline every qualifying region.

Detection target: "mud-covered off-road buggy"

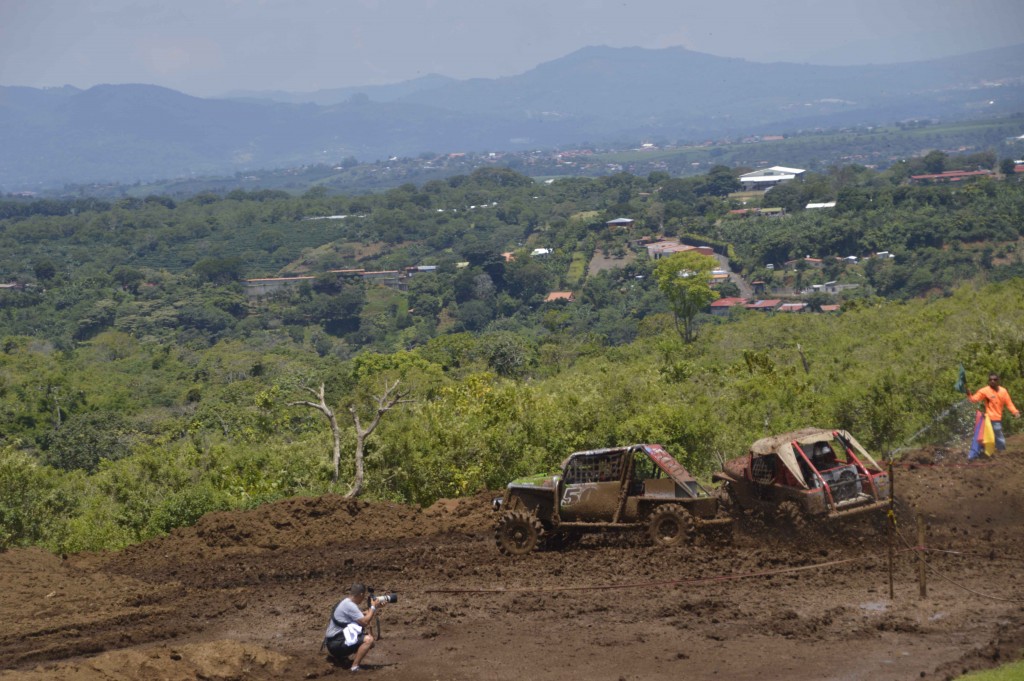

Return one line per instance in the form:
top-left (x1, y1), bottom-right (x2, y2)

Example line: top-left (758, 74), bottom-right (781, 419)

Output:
top-left (713, 428), bottom-right (890, 528)
top-left (493, 444), bottom-right (729, 555)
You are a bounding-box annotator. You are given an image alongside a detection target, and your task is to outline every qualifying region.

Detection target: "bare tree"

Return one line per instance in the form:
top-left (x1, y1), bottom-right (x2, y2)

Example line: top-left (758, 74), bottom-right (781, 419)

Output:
top-left (347, 379), bottom-right (411, 498)
top-left (289, 380), bottom-right (411, 497)
top-left (289, 384), bottom-right (343, 482)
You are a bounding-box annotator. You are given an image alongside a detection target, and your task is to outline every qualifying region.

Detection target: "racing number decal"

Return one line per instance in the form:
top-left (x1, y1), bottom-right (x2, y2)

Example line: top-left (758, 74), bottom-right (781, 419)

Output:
top-left (562, 484), bottom-right (594, 507)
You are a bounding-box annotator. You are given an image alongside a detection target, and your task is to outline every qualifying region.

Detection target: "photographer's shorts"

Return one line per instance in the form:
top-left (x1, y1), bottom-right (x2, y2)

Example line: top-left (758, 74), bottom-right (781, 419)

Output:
top-left (327, 632), bottom-right (366, 659)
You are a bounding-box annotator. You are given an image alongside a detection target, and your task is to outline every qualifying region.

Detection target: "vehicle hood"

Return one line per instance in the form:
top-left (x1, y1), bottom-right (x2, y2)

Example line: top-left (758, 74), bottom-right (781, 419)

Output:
top-left (507, 472), bottom-right (559, 489)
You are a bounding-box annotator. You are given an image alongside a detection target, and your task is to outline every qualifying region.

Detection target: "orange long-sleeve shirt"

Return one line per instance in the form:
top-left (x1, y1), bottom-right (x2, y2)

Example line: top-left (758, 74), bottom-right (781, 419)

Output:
top-left (968, 386), bottom-right (1020, 422)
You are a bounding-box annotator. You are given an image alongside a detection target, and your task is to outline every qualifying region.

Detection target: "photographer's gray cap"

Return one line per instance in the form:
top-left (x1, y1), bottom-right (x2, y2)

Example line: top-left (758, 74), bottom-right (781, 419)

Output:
top-left (350, 583), bottom-right (366, 596)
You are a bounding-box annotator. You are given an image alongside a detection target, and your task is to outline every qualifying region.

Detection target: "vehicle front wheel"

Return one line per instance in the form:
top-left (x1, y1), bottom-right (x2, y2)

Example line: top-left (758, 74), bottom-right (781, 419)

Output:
top-left (495, 510), bottom-right (544, 556)
top-left (647, 505), bottom-right (694, 547)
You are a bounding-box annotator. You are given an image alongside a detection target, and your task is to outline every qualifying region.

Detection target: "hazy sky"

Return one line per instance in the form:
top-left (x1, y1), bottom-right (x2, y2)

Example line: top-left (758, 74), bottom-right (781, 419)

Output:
top-left (2, 0), bottom-right (1022, 97)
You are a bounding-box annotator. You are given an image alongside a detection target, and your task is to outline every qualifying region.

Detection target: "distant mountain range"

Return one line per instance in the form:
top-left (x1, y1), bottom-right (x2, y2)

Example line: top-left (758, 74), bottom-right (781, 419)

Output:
top-left (3, 44), bottom-right (1024, 190)
top-left (224, 74), bottom-right (459, 105)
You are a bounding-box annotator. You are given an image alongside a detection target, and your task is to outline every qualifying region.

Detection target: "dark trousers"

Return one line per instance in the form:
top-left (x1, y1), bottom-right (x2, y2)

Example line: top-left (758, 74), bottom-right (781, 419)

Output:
top-left (326, 633), bottom-right (364, 661)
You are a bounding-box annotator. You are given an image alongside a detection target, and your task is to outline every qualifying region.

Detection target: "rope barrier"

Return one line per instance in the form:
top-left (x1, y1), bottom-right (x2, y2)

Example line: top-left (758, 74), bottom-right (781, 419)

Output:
top-left (892, 525), bottom-right (1023, 603)
top-left (917, 547), bottom-right (1024, 565)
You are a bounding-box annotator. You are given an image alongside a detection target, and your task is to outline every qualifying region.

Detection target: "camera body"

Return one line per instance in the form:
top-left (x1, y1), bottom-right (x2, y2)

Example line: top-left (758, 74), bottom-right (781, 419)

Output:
top-left (367, 587), bottom-right (398, 605)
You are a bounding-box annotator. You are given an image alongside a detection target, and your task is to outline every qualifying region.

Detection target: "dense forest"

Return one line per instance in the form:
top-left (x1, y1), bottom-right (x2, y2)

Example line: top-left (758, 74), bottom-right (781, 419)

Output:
top-left (1, 156), bottom-right (1022, 553)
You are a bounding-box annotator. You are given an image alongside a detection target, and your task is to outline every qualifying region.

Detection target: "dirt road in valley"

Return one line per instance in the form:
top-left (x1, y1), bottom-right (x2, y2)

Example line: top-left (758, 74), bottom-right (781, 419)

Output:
top-left (2, 438), bottom-right (1023, 681)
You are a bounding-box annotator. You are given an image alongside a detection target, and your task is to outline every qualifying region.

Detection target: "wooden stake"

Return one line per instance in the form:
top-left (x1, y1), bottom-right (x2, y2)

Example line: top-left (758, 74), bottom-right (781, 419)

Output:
top-left (888, 462), bottom-right (895, 600)
top-left (917, 513), bottom-right (927, 600)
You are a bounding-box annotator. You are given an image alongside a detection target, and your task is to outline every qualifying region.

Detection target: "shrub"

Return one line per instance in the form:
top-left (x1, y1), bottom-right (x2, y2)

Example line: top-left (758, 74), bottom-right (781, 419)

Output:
top-left (0, 447), bottom-right (65, 549)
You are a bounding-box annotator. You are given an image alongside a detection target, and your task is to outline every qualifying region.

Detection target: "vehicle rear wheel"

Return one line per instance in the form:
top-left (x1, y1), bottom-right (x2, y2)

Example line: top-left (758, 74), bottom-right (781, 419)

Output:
top-left (647, 505), bottom-right (694, 547)
top-left (495, 510), bottom-right (544, 556)
top-left (777, 501), bottom-right (807, 531)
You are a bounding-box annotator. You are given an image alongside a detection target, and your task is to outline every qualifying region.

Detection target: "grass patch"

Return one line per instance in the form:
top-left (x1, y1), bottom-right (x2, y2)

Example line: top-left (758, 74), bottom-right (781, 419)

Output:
top-left (956, 660), bottom-right (1024, 680)
top-left (363, 285), bottom-right (406, 315)
top-left (569, 210), bottom-right (602, 228)
top-left (566, 251), bottom-right (588, 286)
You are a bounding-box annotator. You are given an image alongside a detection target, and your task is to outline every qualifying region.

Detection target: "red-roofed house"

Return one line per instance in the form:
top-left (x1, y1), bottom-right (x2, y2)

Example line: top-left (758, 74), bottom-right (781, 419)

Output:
top-left (745, 299), bottom-right (782, 312)
top-left (727, 207), bottom-right (786, 218)
top-left (784, 257), bottom-right (824, 269)
top-left (778, 302), bottom-right (808, 313)
top-left (820, 304), bottom-right (841, 313)
top-left (910, 169), bottom-right (992, 183)
top-left (544, 291), bottom-right (575, 303)
top-left (709, 297), bottom-right (747, 316)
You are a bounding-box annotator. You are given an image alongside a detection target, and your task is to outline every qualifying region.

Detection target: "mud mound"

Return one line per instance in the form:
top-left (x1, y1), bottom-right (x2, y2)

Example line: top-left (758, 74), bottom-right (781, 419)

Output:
top-left (103, 490), bottom-right (495, 575)
top-left (3, 440), bottom-right (1024, 680)
top-left (422, 490), bottom-right (497, 534)
top-left (896, 439), bottom-right (1024, 542)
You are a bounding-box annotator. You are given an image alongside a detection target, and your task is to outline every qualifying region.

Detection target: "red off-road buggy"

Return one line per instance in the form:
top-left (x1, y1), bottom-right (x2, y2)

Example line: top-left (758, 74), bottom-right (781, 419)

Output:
top-left (713, 428), bottom-right (891, 528)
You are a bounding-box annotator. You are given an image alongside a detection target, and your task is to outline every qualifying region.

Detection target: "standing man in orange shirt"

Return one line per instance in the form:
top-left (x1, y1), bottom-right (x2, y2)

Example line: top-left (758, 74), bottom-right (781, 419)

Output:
top-left (966, 373), bottom-right (1020, 459)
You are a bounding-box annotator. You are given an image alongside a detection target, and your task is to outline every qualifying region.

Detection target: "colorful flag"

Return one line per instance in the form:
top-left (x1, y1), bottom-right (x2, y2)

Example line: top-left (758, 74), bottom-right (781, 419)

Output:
top-left (954, 364), bottom-right (966, 393)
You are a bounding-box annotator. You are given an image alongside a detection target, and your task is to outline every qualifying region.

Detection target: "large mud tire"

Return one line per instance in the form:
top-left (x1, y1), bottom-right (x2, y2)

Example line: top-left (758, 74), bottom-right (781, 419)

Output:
top-left (647, 505), bottom-right (694, 547)
top-left (777, 501), bottom-right (807, 532)
top-left (495, 511), bottom-right (544, 556)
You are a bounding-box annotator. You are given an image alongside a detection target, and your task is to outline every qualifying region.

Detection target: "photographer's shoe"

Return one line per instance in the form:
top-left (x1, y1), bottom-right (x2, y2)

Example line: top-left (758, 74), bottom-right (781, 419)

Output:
top-left (350, 666), bottom-right (361, 672)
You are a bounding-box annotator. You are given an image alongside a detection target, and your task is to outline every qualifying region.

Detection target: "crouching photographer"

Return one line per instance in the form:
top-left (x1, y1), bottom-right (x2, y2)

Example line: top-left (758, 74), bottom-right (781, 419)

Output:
top-left (322, 583), bottom-right (396, 672)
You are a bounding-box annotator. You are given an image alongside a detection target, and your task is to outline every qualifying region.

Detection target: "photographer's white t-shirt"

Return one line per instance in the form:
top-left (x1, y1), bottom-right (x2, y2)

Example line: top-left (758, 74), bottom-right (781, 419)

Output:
top-left (325, 598), bottom-right (365, 643)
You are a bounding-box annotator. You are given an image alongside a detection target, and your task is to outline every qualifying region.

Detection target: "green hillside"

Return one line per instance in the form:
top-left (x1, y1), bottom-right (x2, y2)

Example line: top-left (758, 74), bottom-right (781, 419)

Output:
top-left (2, 279), bottom-right (1021, 553)
top-left (1, 161), bottom-right (1023, 553)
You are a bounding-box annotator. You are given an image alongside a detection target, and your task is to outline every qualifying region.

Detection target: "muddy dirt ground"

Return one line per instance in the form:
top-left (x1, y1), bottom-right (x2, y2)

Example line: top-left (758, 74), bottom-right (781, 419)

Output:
top-left (3, 438), bottom-right (1024, 681)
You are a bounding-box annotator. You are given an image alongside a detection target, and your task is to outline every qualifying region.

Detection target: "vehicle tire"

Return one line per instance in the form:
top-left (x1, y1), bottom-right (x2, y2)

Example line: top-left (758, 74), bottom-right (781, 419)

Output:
top-left (776, 501), bottom-right (807, 532)
top-left (647, 505), bottom-right (694, 547)
top-left (495, 510), bottom-right (544, 556)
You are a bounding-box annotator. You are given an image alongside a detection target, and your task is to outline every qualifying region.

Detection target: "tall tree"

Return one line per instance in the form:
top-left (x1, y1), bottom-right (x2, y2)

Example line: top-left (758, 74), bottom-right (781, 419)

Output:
top-left (700, 165), bottom-right (742, 197)
top-left (654, 251), bottom-right (719, 343)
